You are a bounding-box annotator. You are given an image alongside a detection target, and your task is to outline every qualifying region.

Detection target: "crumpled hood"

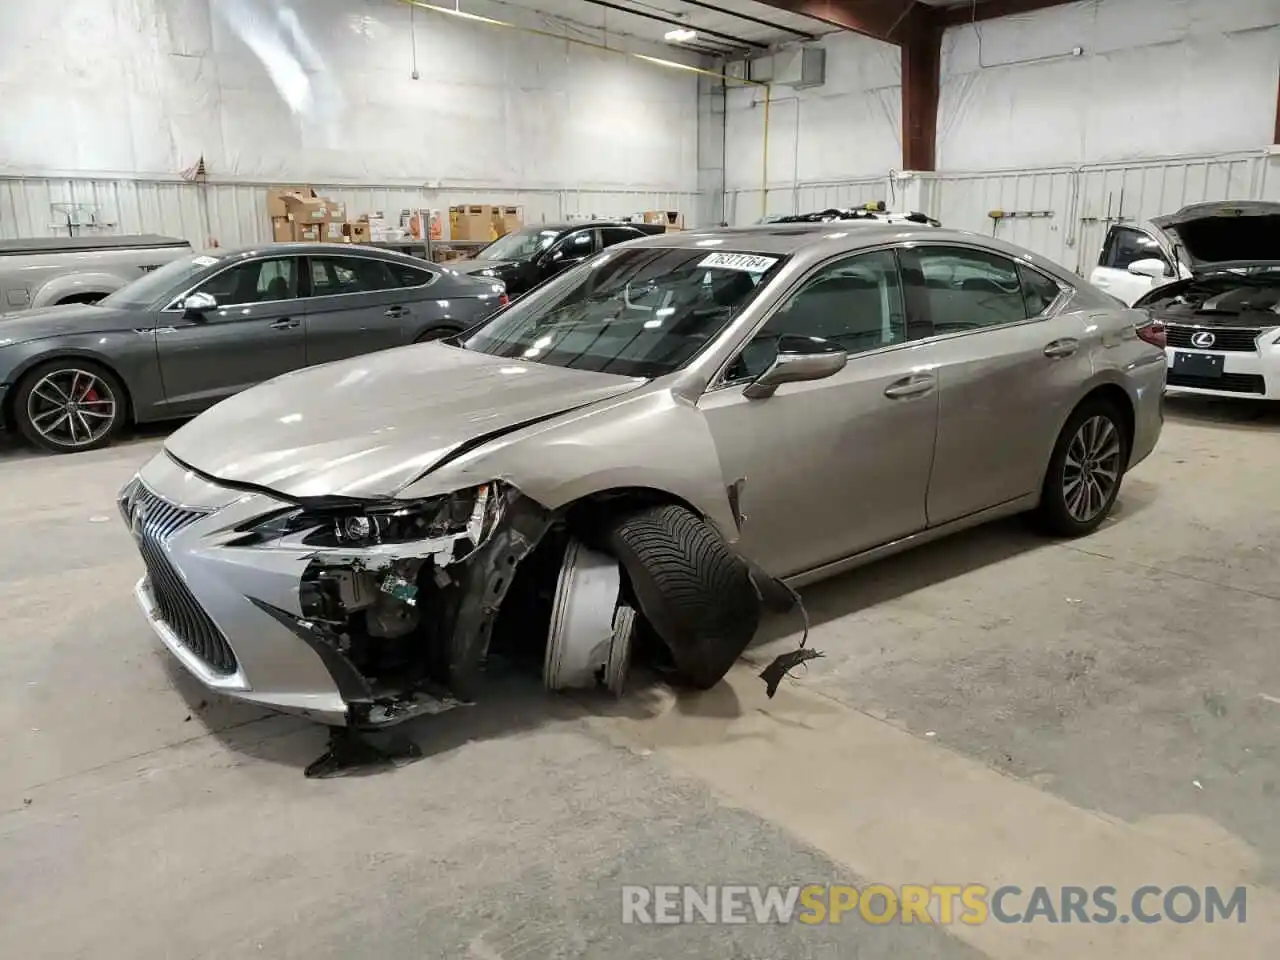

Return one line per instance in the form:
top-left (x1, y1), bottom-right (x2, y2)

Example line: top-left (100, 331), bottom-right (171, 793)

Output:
top-left (163, 343), bottom-right (643, 500)
top-left (0, 303), bottom-right (137, 346)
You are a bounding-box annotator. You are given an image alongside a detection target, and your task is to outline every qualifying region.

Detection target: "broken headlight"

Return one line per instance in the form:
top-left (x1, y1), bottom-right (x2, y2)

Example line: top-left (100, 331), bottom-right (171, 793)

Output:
top-left (244, 482), bottom-right (507, 550)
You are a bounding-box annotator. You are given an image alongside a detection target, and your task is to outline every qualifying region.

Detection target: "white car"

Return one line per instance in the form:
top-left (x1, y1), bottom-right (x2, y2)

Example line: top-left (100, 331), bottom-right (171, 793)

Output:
top-left (1119, 202), bottom-right (1280, 400)
top-left (1089, 201), bottom-right (1278, 306)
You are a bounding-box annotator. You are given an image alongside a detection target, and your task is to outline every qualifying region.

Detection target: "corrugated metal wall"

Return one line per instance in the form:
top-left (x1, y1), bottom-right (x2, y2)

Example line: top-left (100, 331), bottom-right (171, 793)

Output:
top-left (722, 151), bottom-right (1276, 268)
top-left (4, 151), bottom-right (1274, 257)
top-left (0, 177), bottom-right (701, 248)
top-left (926, 151), bottom-right (1276, 274)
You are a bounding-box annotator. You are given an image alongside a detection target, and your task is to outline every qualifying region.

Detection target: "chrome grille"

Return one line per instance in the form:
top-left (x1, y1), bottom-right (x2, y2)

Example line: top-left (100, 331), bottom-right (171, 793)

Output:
top-left (1165, 325), bottom-right (1261, 353)
top-left (125, 482), bottom-right (239, 676)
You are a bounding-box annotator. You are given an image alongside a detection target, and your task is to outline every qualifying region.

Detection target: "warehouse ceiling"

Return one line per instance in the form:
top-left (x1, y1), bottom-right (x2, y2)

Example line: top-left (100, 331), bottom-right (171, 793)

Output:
top-left (490, 0), bottom-right (843, 55)
top-left (487, 0), bottom-right (1081, 56)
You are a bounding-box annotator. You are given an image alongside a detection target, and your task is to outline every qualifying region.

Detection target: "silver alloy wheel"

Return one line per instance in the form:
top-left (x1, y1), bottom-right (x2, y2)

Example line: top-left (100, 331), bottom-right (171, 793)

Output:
top-left (1062, 414), bottom-right (1122, 523)
top-left (25, 368), bottom-right (118, 448)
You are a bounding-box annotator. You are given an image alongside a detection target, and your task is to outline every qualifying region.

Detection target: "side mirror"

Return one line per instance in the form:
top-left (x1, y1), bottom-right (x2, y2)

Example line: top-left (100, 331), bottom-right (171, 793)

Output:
top-left (743, 335), bottom-right (848, 400)
top-left (1127, 258), bottom-right (1169, 280)
top-left (181, 291), bottom-right (217, 318)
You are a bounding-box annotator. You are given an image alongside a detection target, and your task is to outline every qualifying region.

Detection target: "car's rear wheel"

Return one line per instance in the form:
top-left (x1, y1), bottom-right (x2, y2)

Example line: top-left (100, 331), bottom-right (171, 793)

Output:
top-left (605, 503), bottom-right (760, 690)
top-left (13, 360), bottom-right (126, 453)
top-left (1035, 399), bottom-right (1129, 536)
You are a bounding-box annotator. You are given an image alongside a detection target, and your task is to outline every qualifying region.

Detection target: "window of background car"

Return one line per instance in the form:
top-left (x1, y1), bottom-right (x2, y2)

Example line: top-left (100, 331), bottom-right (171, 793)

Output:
top-left (102, 253), bottom-right (227, 309)
top-left (475, 227), bottom-right (559, 261)
top-left (1100, 226), bottom-right (1170, 271)
top-left (194, 257), bottom-right (298, 305)
top-left (552, 230), bottom-right (595, 260)
top-left (1018, 263), bottom-right (1064, 316)
top-left (387, 261), bottom-right (436, 288)
top-left (910, 246), bottom-right (1029, 331)
top-left (461, 247), bottom-right (786, 378)
top-left (307, 256), bottom-right (397, 296)
top-left (727, 249), bottom-right (906, 382)
top-left (601, 227), bottom-right (645, 247)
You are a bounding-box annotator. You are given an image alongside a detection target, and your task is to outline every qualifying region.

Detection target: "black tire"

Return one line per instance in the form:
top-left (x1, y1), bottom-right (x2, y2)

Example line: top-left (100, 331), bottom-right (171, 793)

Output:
top-left (1034, 398), bottom-right (1130, 537)
top-left (12, 359), bottom-right (127, 454)
top-left (415, 327), bottom-right (459, 343)
top-left (605, 504), bottom-right (760, 690)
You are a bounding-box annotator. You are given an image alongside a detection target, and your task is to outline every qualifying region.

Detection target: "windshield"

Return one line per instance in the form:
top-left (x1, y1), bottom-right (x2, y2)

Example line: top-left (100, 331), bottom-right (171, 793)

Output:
top-left (476, 227), bottom-right (560, 261)
top-left (100, 253), bottom-right (225, 309)
top-left (461, 247), bottom-right (785, 378)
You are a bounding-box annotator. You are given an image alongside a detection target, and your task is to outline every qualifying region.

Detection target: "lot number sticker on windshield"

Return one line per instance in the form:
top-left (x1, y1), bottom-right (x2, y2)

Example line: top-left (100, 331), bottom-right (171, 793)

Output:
top-left (192, 256), bottom-right (220, 267)
top-left (698, 252), bottom-right (778, 273)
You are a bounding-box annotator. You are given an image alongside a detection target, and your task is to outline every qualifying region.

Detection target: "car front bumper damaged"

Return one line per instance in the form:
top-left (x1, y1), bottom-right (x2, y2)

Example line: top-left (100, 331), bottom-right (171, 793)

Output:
top-left (119, 453), bottom-right (645, 730)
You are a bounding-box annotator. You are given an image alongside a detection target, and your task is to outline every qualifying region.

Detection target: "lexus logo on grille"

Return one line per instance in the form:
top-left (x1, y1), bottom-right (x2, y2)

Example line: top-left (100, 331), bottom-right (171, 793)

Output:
top-left (1190, 331), bottom-right (1216, 348)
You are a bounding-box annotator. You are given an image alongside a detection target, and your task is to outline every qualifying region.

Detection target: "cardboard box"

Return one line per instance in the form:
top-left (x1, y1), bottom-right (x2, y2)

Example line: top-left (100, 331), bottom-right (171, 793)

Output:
top-left (291, 221), bottom-right (322, 243)
top-left (492, 206), bottom-right (522, 237)
top-left (271, 216), bottom-right (294, 243)
top-left (320, 220), bottom-right (346, 243)
top-left (272, 216), bottom-right (330, 243)
top-left (449, 204), bottom-right (497, 242)
top-left (642, 210), bottom-right (683, 228)
top-left (282, 193), bottom-right (329, 224)
top-left (343, 220), bottom-right (372, 244)
top-left (267, 185), bottom-right (315, 219)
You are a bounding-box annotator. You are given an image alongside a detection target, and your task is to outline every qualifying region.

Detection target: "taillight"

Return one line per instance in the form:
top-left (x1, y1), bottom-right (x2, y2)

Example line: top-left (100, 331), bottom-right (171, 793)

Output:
top-left (498, 294), bottom-right (510, 307)
top-left (1135, 316), bottom-right (1166, 348)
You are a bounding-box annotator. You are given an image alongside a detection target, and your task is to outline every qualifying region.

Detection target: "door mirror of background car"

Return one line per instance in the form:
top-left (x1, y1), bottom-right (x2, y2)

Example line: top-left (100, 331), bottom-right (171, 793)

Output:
top-left (1127, 258), bottom-right (1170, 280)
top-left (743, 335), bottom-right (848, 400)
top-left (181, 291), bottom-right (218, 318)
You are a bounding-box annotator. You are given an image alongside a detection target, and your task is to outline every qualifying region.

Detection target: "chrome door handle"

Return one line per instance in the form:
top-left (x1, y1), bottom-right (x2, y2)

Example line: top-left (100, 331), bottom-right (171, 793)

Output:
top-left (1044, 338), bottom-right (1079, 359)
top-left (883, 374), bottom-right (936, 399)
top-left (385, 306), bottom-right (410, 318)
top-left (270, 317), bottom-right (299, 329)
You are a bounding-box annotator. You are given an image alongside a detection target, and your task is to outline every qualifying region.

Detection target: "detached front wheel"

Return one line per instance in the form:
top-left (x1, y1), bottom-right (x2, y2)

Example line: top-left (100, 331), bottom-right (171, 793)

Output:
top-left (605, 504), bottom-right (760, 690)
top-left (1035, 400), bottom-right (1129, 536)
top-left (13, 360), bottom-right (126, 453)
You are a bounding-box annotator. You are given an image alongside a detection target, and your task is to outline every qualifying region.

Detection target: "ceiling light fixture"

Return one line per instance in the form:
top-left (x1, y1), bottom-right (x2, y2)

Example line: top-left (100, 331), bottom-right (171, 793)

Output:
top-left (664, 28), bottom-right (696, 42)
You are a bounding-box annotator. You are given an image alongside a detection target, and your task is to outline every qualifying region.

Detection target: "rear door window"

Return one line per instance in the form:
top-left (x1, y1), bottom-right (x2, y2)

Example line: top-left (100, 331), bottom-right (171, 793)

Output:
top-left (307, 256), bottom-right (398, 296)
top-left (909, 246), bottom-right (1029, 332)
top-left (1018, 264), bottom-right (1065, 316)
top-left (387, 262), bottom-right (437, 288)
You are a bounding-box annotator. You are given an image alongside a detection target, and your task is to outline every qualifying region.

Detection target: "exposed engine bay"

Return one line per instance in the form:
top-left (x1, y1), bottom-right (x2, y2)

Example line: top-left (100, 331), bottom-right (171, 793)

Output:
top-left (1145, 270), bottom-right (1280, 326)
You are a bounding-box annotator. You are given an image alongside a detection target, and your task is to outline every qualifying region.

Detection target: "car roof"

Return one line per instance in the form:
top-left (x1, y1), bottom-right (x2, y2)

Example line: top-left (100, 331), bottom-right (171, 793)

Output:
top-left (518, 221), bottom-right (641, 233)
top-left (213, 242), bottom-right (433, 265)
top-left (616, 222), bottom-right (1077, 280)
top-left (624, 222), bottom-right (974, 255)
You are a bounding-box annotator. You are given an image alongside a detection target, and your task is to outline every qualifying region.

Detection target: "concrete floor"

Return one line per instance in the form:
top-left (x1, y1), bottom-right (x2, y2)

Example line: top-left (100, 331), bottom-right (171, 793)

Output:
top-left (2, 398), bottom-right (1279, 958)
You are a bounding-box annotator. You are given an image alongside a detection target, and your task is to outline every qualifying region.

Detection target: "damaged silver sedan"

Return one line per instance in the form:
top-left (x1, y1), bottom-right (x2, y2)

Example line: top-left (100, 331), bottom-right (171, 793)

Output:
top-left (120, 223), bottom-right (1165, 731)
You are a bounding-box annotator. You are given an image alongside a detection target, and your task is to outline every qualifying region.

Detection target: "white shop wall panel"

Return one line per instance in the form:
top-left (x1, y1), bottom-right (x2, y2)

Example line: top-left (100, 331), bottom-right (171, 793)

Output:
top-left (0, 178), bottom-right (700, 248)
top-left (722, 31), bottom-right (902, 196)
top-left (928, 153), bottom-right (1275, 275)
top-left (939, 0), bottom-right (1280, 170)
top-left (0, 0), bottom-right (699, 193)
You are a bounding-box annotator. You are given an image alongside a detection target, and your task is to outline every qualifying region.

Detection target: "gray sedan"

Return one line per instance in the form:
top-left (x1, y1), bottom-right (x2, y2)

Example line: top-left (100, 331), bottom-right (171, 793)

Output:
top-left (119, 223), bottom-right (1165, 733)
top-left (0, 243), bottom-right (507, 452)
